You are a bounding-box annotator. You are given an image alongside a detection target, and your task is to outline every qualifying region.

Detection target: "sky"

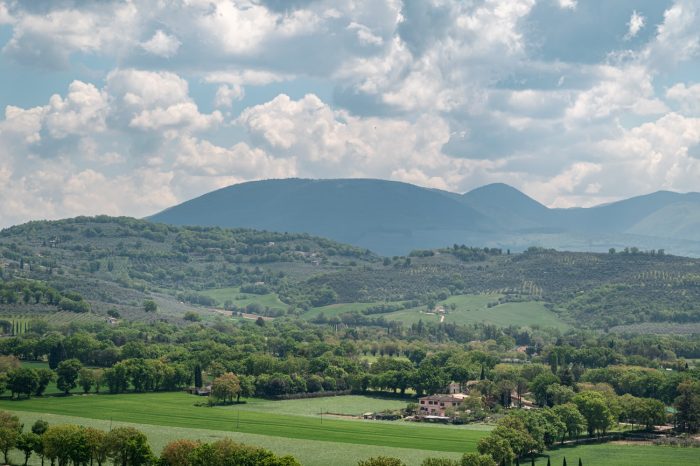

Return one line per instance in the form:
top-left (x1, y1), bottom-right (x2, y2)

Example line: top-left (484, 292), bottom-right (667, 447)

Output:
top-left (0, 0), bottom-right (699, 228)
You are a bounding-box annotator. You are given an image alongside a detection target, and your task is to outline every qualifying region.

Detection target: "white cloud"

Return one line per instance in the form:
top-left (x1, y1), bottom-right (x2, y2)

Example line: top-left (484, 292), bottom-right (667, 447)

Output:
top-left (666, 83), bottom-right (700, 115)
top-left (625, 10), bottom-right (645, 39)
top-left (565, 65), bottom-right (667, 122)
top-left (141, 30), bottom-right (181, 58)
top-left (2, 3), bottom-right (138, 68)
top-left (0, 1), bottom-right (13, 25)
top-left (347, 22), bottom-right (384, 46)
top-left (557, 0), bottom-right (577, 10)
top-left (214, 85), bottom-right (245, 108)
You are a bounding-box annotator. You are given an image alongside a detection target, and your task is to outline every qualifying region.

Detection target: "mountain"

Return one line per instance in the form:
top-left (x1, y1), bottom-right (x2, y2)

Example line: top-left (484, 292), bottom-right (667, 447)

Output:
top-left (150, 178), bottom-right (700, 256)
top-left (151, 179), bottom-right (495, 255)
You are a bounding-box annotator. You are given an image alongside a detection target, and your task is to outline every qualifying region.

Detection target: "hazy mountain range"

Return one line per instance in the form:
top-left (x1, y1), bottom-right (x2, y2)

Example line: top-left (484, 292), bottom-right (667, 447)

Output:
top-left (150, 178), bottom-right (700, 256)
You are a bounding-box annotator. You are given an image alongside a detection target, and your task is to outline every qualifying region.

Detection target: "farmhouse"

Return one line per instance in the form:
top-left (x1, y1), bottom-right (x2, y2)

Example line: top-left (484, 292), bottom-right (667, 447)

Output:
top-left (418, 394), bottom-right (464, 417)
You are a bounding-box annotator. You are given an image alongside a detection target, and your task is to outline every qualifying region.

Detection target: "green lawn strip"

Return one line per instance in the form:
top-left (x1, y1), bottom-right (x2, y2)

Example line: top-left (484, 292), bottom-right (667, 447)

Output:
top-left (0, 392), bottom-right (485, 452)
top-left (237, 395), bottom-right (412, 416)
top-left (542, 443), bottom-right (700, 466)
top-left (5, 411), bottom-right (469, 466)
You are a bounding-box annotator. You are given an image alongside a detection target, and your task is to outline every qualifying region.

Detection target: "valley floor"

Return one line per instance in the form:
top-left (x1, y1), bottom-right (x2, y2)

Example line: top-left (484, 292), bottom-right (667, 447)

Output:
top-left (0, 393), bottom-right (697, 466)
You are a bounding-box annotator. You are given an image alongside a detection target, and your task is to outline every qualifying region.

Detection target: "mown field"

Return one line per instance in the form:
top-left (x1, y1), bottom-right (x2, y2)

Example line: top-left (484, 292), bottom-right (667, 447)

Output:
top-left (0, 392), bottom-right (486, 452)
top-left (1, 394), bottom-right (697, 466)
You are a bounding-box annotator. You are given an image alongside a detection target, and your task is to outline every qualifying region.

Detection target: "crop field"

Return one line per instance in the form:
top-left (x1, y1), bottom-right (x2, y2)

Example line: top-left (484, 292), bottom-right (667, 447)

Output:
top-left (0, 392), bottom-right (487, 452)
top-left (199, 286), bottom-right (288, 310)
top-left (383, 294), bottom-right (569, 329)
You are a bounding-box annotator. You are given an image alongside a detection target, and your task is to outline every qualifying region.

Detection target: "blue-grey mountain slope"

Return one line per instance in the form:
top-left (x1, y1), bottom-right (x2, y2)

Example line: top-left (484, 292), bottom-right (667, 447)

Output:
top-left (150, 178), bottom-right (700, 256)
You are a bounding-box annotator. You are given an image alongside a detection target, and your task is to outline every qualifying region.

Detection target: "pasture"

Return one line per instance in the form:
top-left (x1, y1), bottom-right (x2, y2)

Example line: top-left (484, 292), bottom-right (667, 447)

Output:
top-left (383, 294), bottom-right (569, 329)
top-left (199, 286), bottom-right (288, 311)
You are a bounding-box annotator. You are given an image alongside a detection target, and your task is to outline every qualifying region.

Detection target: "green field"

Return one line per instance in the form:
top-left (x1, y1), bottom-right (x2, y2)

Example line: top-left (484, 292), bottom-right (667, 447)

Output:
top-left (2, 411), bottom-right (472, 466)
top-left (0, 393), bottom-right (695, 466)
top-left (199, 287), bottom-right (288, 311)
top-left (384, 294), bottom-right (569, 329)
top-left (235, 395), bottom-right (411, 416)
top-left (542, 443), bottom-right (700, 465)
top-left (302, 302), bottom-right (402, 320)
top-left (0, 392), bottom-right (486, 453)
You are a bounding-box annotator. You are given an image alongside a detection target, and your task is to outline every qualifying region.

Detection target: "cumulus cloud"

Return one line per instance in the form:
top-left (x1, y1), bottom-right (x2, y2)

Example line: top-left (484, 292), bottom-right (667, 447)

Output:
top-left (214, 85), bottom-right (245, 109)
top-left (140, 30), bottom-right (181, 58)
top-left (1, 0), bottom-right (700, 226)
top-left (666, 83), bottom-right (700, 115)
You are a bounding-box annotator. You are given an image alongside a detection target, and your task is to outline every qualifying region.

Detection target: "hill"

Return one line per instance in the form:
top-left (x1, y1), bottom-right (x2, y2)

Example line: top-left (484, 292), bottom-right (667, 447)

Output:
top-left (149, 178), bottom-right (700, 256)
top-left (3, 217), bottom-right (700, 330)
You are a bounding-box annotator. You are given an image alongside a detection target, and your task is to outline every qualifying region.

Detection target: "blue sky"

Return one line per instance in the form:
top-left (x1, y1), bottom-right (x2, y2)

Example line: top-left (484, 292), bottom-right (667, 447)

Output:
top-left (0, 0), bottom-right (699, 227)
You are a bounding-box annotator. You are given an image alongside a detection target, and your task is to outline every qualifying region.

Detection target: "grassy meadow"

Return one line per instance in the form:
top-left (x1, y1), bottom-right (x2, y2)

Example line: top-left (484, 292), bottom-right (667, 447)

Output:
top-left (383, 294), bottom-right (569, 329)
top-left (0, 392), bottom-right (486, 452)
top-left (199, 286), bottom-right (288, 310)
top-left (0, 393), bottom-right (696, 465)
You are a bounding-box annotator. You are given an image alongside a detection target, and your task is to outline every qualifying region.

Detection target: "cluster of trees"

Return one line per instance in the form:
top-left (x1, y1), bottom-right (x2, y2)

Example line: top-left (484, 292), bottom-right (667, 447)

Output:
top-left (0, 414), bottom-right (153, 466)
top-left (0, 280), bottom-right (90, 314)
top-left (160, 438), bottom-right (299, 466)
top-left (358, 453), bottom-right (497, 466)
top-left (0, 412), bottom-right (301, 466)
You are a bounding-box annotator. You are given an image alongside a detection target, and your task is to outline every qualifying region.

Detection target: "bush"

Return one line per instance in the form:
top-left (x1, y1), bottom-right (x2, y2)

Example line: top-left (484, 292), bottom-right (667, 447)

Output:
top-left (358, 457), bottom-right (406, 466)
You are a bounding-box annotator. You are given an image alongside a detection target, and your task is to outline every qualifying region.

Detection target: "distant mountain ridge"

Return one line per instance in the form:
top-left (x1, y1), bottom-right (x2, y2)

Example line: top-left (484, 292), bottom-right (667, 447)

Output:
top-left (150, 178), bottom-right (700, 256)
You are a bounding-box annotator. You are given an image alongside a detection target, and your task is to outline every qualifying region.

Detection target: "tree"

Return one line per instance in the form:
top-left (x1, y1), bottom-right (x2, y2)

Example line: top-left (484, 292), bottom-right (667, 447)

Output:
top-left (84, 427), bottom-right (108, 466)
top-left (16, 432), bottom-right (41, 466)
top-left (41, 424), bottom-right (89, 466)
top-left (211, 372), bottom-right (241, 404)
top-left (35, 368), bottom-right (55, 396)
top-left (143, 300), bottom-right (158, 313)
top-left (6, 367), bottom-right (39, 398)
top-left (674, 381), bottom-right (700, 433)
top-left (358, 457), bottom-right (406, 466)
top-left (572, 391), bottom-right (615, 437)
top-left (553, 403), bottom-right (587, 442)
top-left (460, 453), bottom-right (497, 466)
top-left (477, 435), bottom-right (515, 465)
top-left (78, 368), bottom-right (97, 393)
top-left (104, 427), bottom-right (153, 466)
top-left (420, 458), bottom-right (459, 466)
top-left (161, 439), bottom-right (202, 466)
top-left (48, 341), bottom-right (67, 370)
top-left (32, 419), bottom-right (49, 466)
top-left (104, 364), bottom-right (129, 394)
top-left (530, 373), bottom-right (560, 407)
top-left (238, 374), bottom-right (256, 403)
top-left (0, 411), bottom-right (22, 464)
top-left (56, 358), bottom-right (83, 394)
top-left (194, 364), bottom-right (203, 389)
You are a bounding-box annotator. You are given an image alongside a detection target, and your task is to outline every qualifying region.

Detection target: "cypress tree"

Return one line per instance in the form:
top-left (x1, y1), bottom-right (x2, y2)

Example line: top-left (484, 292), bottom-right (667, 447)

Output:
top-left (516, 459), bottom-right (520, 466)
top-left (480, 365), bottom-right (485, 380)
top-left (578, 459), bottom-right (582, 466)
top-left (563, 458), bottom-right (567, 466)
top-left (532, 458), bottom-right (536, 466)
top-left (48, 341), bottom-right (66, 370)
top-left (547, 458), bottom-right (551, 466)
top-left (194, 364), bottom-right (203, 388)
